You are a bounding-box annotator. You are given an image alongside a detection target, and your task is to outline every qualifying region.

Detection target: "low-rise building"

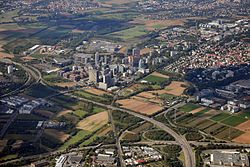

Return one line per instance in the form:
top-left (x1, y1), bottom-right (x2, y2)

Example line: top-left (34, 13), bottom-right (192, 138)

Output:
top-left (204, 150), bottom-right (249, 167)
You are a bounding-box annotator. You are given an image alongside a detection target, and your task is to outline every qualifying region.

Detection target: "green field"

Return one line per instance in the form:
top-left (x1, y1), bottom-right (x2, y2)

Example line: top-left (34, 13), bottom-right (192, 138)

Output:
top-left (109, 25), bottom-right (148, 40)
top-left (179, 103), bottom-right (200, 112)
top-left (159, 93), bottom-right (176, 100)
top-left (43, 73), bottom-right (69, 83)
top-left (221, 116), bottom-right (247, 126)
top-left (79, 134), bottom-right (98, 147)
top-left (0, 10), bottom-right (20, 23)
top-left (194, 108), bottom-right (210, 117)
top-left (238, 111), bottom-right (250, 119)
top-left (93, 106), bottom-right (105, 113)
top-left (73, 109), bottom-right (88, 118)
top-left (142, 75), bottom-right (168, 85)
top-left (59, 130), bottom-right (90, 150)
top-left (25, 84), bottom-right (56, 98)
top-left (0, 154), bottom-right (18, 162)
top-left (74, 90), bottom-right (112, 104)
top-left (210, 113), bottom-right (231, 122)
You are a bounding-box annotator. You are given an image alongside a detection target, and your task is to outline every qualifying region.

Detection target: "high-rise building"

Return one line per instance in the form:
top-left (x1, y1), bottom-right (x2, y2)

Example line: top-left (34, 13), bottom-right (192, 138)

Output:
top-left (104, 55), bottom-right (108, 64)
top-left (7, 65), bottom-right (13, 74)
top-left (88, 68), bottom-right (99, 84)
top-left (132, 48), bottom-right (140, 56)
top-left (138, 59), bottom-right (145, 69)
top-left (95, 52), bottom-right (99, 67)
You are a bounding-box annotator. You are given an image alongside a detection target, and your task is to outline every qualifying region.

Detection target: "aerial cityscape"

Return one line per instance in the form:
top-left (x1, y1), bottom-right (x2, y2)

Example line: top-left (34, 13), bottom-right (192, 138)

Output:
top-left (0, 0), bottom-right (249, 167)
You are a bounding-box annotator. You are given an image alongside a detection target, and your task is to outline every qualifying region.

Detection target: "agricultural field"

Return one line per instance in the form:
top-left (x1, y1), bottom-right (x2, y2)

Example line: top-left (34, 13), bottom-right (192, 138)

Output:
top-left (59, 130), bottom-right (90, 150)
top-left (0, 10), bottom-right (20, 23)
top-left (179, 103), bottom-right (200, 113)
top-left (210, 112), bottom-right (231, 121)
top-left (107, 25), bottom-right (148, 41)
top-left (175, 103), bottom-right (249, 142)
top-left (120, 83), bottom-right (152, 97)
top-left (44, 129), bottom-right (70, 143)
top-left (77, 111), bottom-right (109, 132)
top-left (73, 90), bottom-right (113, 104)
top-left (84, 87), bottom-right (111, 96)
top-left (117, 98), bottom-right (163, 115)
top-left (131, 17), bottom-right (186, 31)
top-left (164, 81), bottom-right (187, 96)
top-left (221, 116), bottom-right (247, 127)
top-left (73, 109), bottom-right (88, 118)
top-left (100, 0), bottom-right (139, 5)
top-left (53, 82), bottom-right (77, 88)
top-left (148, 81), bottom-right (187, 96)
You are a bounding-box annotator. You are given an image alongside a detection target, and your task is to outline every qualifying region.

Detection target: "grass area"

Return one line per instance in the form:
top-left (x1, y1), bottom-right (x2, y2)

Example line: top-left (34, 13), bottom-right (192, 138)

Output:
top-left (74, 90), bottom-right (112, 104)
top-left (0, 10), bottom-right (19, 23)
top-left (63, 113), bottom-right (80, 124)
top-left (3, 37), bottom-right (41, 54)
top-left (95, 12), bottom-right (137, 20)
top-left (214, 127), bottom-right (244, 140)
top-left (159, 93), bottom-right (176, 101)
top-left (109, 25), bottom-right (148, 40)
top-left (73, 109), bottom-right (88, 118)
top-left (21, 22), bottom-right (48, 29)
top-left (5, 134), bottom-right (37, 141)
top-left (79, 134), bottom-right (98, 147)
top-left (221, 116), bottom-right (247, 126)
top-left (17, 114), bottom-right (46, 121)
top-left (25, 84), bottom-right (56, 98)
top-left (179, 103), bottom-right (200, 113)
top-left (238, 110), bottom-right (250, 119)
top-left (142, 75), bottom-right (168, 85)
top-left (152, 24), bottom-right (165, 29)
top-left (194, 108), bottom-right (211, 117)
top-left (43, 73), bottom-right (69, 83)
top-left (210, 113), bottom-right (231, 122)
top-left (51, 95), bottom-right (79, 109)
top-left (175, 107), bottom-right (245, 141)
top-left (93, 106), bottom-right (105, 113)
top-left (59, 130), bottom-right (90, 150)
top-left (0, 154), bottom-right (18, 162)
top-left (144, 130), bottom-right (175, 141)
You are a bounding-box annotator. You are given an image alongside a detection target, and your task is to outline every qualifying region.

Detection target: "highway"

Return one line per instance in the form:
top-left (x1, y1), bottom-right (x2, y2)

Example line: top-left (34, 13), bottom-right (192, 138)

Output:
top-left (68, 94), bottom-right (196, 167)
top-left (0, 60), bottom-right (195, 166)
top-left (109, 91), bottom-right (126, 167)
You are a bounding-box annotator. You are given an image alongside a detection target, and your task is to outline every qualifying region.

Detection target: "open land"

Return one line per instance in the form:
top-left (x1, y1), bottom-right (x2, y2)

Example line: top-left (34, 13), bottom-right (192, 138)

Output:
top-left (149, 81), bottom-right (187, 96)
top-left (151, 71), bottom-right (170, 79)
top-left (44, 129), bottom-right (70, 143)
top-left (117, 98), bottom-right (163, 115)
top-left (77, 111), bottom-right (109, 132)
top-left (84, 87), bottom-right (110, 96)
top-left (164, 81), bottom-right (187, 96)
top-left (131, 18), bottom-right (186, 31)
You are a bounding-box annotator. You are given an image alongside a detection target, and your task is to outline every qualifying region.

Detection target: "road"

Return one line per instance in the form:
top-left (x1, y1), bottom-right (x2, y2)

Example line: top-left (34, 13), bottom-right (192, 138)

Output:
top-left (0, 111), bottom-right (18, 139)
top-left (68, 94), bottom-right (196, 167)
top-left (0, 60), bottom-right (35, 98)
top-left (0, 60), bottom-right (195, 166)
top-left (0, 144), bottom-right (102, 166)
top-left (109, 91), bottom-right (126, 167)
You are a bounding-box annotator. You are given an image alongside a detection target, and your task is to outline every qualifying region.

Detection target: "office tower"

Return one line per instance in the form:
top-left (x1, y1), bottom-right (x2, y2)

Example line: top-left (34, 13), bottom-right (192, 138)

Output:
top-left (7, 65), bottom-right (13, 74)
top-left (132, 48), bottom-right (140, 56)
top-left (88, 68), bottom-right (99, 84)
top-left (95, 52), bottom-right (99, 67)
